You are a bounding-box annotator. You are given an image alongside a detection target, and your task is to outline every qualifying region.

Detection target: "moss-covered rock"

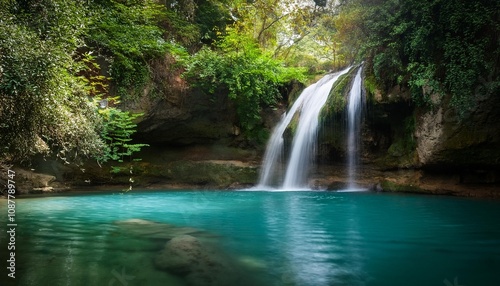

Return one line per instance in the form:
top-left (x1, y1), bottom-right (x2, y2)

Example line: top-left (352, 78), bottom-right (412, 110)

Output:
top-left (415, 92), bottom-right (500, 168)
top-left (376, 115), bottom-right (418, 169)
top-left (322, 66), bottom-right (360, 117)
top-left (63, 160), bottom-right (257, 190)
top-left (314, 66), bottom-right (364, 163)
top-left (379, 179), bottom-right (423, 194)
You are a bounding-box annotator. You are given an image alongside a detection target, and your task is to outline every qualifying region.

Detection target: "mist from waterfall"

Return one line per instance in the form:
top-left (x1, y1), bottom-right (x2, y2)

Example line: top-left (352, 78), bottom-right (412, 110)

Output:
top-left (257, 66), bottom-right (351, 189)
top-left (346, 67), bottom-right (364, 189)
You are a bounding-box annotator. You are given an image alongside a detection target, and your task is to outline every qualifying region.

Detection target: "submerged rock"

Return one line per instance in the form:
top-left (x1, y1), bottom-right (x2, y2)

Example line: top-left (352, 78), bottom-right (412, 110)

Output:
top-left (115, 219), bottom-right (258, 285)
top-left (113, 219), bottom-right (206, 240)
top-left (154, 235), bottom-right (243, 286)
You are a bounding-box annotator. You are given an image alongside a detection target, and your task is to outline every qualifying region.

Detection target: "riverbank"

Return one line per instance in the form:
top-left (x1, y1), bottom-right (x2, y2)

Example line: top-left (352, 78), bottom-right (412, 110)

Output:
top-left (2, 163), bottom-right (499, 199)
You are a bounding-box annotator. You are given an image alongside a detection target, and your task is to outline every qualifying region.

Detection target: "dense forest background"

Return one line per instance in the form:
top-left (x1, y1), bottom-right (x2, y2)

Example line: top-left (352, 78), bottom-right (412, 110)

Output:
top-left (1, 0), bottom-right (498, 167)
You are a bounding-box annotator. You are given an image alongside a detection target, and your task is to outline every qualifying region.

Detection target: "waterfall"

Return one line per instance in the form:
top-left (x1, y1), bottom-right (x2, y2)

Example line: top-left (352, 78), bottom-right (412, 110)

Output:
top-left (257, 66), bottom-right (351, 189)
top-left (346, 67), bottom-right (364, 189)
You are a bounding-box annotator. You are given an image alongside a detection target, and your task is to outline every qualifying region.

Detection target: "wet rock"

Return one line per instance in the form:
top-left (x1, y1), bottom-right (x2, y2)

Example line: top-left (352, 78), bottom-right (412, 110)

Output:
top-left (415, 93), bottom-right (500, 167)
top-left (2, 168), bottom-right (68, 195)
top-left (326, 181), bottom-right (348, 190)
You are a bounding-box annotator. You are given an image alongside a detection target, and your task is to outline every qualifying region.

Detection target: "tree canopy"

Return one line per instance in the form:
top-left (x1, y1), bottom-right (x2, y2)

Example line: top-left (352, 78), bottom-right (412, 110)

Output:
top-left (1, 0), bottom-right (498, 164)
top-left (339, 0), bottom-right (499, 114)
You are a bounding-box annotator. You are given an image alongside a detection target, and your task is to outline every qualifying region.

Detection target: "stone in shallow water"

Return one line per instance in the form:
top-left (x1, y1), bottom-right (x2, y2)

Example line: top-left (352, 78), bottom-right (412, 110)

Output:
top-left (154, 235), bottom-right (243, 286)
top-left (113, 219), bottom-right (206, 240)
top-left (238, 256), bottom-right (267, 269)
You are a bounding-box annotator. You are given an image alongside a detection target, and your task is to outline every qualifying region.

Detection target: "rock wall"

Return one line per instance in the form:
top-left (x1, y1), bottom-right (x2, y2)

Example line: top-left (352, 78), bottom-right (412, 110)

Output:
top-left (357, 79), bottom-right (500, 196)
top-left (415, 93), bottom-right (500, 168)
top-left (4, 55), bottom-right (498, 197)
top-left (133, 88), bottom-right (237, 145)
top-left (120, 56), bottom-right (238, 146)
top-left (313, 67), bottom-right (500, 197)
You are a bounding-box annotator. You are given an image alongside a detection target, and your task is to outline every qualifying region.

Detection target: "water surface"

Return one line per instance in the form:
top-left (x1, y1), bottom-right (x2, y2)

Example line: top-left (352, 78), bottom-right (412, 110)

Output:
top-left (1, 191), bottom-right (499, 285)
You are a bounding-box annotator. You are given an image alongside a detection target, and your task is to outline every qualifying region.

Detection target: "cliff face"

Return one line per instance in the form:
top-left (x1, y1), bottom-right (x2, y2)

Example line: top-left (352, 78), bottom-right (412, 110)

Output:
top-left (8, 57), bottom-right (499, 196)
top-left (122, 54), bottom-right (288, 147)
top-left (118, 55), bottom-right (237, 146)
top-left (359, 83), bottom-right (500, 196)
top-left (130, 88), bottom-right (237, 145)
top-left (313, 68), bottom-right (500, 197)
top-left (415, 93), bottom-right (500, 169)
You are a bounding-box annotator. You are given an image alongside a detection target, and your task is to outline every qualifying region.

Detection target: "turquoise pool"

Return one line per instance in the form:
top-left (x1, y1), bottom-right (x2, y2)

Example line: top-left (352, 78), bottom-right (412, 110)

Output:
top-left (1, 190), bottom-right (499, 285)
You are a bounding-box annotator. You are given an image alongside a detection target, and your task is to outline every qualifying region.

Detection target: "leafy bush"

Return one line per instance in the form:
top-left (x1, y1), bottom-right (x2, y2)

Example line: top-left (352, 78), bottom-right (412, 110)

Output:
top-left (184, 29), bottom-right (306, 137)
top-left (86, 0), bottom-right (171, 98)
top-left (97, 100), bottom-right (149, 164)
top-left (356, 0), bottom-right (500, 115)
top-left (0, 0), bottom-right (105, 163)
top-left (0, 0), bottom-right (149, 165)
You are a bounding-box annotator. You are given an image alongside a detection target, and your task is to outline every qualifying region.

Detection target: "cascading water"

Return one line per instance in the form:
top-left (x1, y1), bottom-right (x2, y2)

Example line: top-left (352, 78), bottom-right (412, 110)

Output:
top-left (346, 67), bottom-right (364, 189)
top-left (257, 66), bottom-right (351, 189)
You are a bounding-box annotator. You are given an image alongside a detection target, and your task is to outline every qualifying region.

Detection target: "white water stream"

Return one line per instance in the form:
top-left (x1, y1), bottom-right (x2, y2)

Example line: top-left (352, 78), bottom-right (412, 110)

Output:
top-left (346, 67), bottom-right (364, 189)
top-left (257, 67), bottom-right (351, 189)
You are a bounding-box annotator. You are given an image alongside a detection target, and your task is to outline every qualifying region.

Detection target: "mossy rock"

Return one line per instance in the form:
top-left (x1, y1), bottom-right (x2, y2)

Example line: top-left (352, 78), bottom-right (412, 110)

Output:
top-left (379, 180), bottom-right (423, 193)
top-left (377, 114), bottom-right (418, 169)
top-left (322, 67), bottom-right (360, 118)
top-left (133, 161), bottom-right (257, 188)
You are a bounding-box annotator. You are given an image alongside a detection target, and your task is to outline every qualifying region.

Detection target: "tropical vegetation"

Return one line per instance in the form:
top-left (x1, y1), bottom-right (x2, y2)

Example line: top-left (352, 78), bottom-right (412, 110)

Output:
top-left (1, 0), bottom-right (498, 165)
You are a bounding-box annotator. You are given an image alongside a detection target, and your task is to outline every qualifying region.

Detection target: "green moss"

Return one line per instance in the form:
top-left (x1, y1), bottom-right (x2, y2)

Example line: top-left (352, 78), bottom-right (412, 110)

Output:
top-left (284, 113), bottom-right (300, 139)
top-left (363, 73), bottom-right (382, 105)
top-left (135, 161), bottom-right (258, 188)
top-left (379, 115), bottom-right (418, 168)
top-left (321, 66), bottom-right (361, 119)
top-left (324, 72), bottom-right (350, 115)
top-left (380, 180), bottom-right (423, 193)
top-left (364, 74), bottom-right (378, 96)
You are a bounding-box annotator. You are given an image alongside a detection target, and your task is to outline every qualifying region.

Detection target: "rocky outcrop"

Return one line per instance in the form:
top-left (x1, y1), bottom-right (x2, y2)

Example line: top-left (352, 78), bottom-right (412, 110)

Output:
top-left (415, 93), bottom-right (500, 168)
top-left (314, 67), bottom-right (500, 196)
top-left (351, 78), bottom-right (500, 196)
top-left (0, 166), bottom-right (68, 195)
top-left (113, 53), bottom-right (236, 145)
top-left (123, 87), bottom-right (237, 145)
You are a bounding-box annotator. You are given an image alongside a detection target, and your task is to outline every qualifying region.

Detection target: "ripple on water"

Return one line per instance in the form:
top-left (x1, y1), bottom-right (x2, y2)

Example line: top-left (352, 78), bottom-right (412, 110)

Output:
top-left (1, 191), bottom-right (499, 286)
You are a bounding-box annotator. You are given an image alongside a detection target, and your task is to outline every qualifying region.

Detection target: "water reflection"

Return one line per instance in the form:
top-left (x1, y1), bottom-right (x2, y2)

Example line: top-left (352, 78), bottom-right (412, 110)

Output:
top-left (263, 193), bottom-right (366, 285)
top-left (2, 191), bottom-right (499, 286)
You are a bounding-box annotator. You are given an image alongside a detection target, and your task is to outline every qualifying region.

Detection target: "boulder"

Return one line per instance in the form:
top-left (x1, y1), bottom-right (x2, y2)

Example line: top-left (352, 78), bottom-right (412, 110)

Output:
top-left (154, 235), bottom-right (242, 286)
top-left (113, 219), bottom-right (205, 240)
top-left (2, 168), bottom-right (68, 195)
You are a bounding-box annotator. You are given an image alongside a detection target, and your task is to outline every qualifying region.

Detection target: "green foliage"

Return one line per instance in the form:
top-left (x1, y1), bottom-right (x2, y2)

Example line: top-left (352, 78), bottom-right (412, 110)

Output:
top-left (214, 0), bottom-right (351, 71)
top-left (363, 73), bottom-right (378, 99)
top-left (0, 0), bottom-right (149, 166)
top-left (184, 29), bottom-right (306, 136)
top-left (372, 46), bottom-right (404, 91)
top-left (96, 99), bottom-right (149, 164)
top-left (86, 0), bottom-right (171, 98)
top-left (194, 0), bottom-right (233, 45)
top-left (0, 0), bottom-right (105, 163)
top-left (349, 0), bottom-right (500, 116)
top-left (322, 68), bottom-right (359, 118)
